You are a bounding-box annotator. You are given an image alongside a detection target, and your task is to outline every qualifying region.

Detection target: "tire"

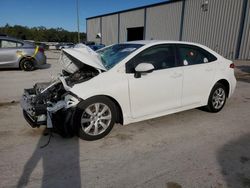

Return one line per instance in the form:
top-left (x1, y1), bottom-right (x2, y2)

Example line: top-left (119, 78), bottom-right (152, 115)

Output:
top-left (74, 96), bottom-right (117, 141)
top-left (20, 59), bottom-right (35, 71)
top-left (206, 83), bottom-right (227, 113)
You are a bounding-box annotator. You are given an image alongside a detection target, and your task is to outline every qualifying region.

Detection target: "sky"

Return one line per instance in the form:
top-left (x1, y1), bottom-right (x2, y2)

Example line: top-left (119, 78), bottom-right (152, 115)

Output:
top-left (0, 0), bottom-right (167, 32)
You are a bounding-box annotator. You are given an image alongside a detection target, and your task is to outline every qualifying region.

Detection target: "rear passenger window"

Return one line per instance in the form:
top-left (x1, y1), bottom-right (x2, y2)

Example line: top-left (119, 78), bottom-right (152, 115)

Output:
top-left (126, 45), bottom-right (176, 73)
top-left (1, 40), bottom-right (22, 48)
top-left (178, 45), bottom-right (217, 66)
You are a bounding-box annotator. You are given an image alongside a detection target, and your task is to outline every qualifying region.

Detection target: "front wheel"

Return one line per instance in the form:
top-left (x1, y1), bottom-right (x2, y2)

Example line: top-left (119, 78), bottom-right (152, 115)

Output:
top-left (74, 96), bottom-right (117, 141)
top-left (206, 83), bottom-right (227, 113)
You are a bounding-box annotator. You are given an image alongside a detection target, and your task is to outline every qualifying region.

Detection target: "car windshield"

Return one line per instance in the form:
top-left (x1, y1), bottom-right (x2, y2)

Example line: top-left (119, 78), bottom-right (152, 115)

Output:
top-left (97, 43), bottom-right (144, 70)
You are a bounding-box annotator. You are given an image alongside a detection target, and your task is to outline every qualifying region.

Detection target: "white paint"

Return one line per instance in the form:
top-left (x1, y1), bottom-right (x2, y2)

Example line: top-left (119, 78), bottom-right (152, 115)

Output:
top-left (68, 40), bottom-right (236, 125)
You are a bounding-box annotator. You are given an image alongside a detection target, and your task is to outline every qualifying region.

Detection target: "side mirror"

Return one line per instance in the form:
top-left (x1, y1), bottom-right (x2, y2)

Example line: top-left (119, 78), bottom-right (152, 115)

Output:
top-left (134, 63), bottom-right (155, 78)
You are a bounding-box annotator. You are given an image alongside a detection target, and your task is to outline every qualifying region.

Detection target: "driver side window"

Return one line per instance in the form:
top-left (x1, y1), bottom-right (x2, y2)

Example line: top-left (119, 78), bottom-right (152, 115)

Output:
top-left (126, 44), bottom-right (176, 73)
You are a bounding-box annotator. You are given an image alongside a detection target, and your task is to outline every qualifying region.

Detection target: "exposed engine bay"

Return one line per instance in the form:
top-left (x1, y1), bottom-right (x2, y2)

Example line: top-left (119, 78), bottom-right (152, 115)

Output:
top-left (21, 48), bottom-right (101, 137)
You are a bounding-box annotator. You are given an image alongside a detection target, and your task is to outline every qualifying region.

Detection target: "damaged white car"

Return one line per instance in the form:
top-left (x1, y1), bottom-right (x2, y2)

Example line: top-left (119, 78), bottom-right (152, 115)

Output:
top-left (21, 41), bottom-right (236, 140)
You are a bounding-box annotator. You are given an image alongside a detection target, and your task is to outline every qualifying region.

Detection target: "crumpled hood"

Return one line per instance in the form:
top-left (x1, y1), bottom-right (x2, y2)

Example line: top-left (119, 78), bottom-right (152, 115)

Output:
top-left (59, 44), bottom-right (106, 73)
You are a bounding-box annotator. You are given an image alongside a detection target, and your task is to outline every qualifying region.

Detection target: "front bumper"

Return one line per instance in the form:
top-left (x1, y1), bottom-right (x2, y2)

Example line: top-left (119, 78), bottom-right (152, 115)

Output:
top-left (22, 110), bottom-right (46, 128)
top-left (21, 88), bottom-right (47, 127)
top-left (21, 87), bottom-right (80, 129)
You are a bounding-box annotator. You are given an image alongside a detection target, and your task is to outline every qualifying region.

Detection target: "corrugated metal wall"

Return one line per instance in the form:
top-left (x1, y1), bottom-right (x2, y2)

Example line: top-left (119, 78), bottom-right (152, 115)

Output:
top-left (145, 2), bottom-right (182, 40)
top-left (101, 14), bottom-right (119, 45)
top-left (239, 0), bottom-right (250, 60)
top-left (119, 9), bottom-right (145, 43)
top-left (182, 0), bottom-right (244, 59)
top-left (87, 18), bottom-right (101, 43)
top-left (86, 0), bottom-right (249, 60)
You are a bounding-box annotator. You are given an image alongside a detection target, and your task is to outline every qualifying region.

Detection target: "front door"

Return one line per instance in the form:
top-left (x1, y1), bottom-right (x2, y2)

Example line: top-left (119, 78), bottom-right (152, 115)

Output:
top-left (125, 44), bottom-right (183, 118)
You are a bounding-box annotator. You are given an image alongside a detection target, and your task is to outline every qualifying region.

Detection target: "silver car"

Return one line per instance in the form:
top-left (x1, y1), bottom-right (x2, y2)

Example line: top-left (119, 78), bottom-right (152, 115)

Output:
top-left (0, 36), bottom-right (46, 71)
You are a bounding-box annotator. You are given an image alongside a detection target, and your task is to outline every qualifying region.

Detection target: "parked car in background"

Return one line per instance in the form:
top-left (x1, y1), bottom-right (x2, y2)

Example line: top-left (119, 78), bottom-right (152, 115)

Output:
top-left (21, 40), bottom-right (236, 140)
top-left (35, 42), bottom-right (49, 50)
top-left (0, 36), bottom-right (46, 71)
top-left (55, 42), bottom-right (74, 50)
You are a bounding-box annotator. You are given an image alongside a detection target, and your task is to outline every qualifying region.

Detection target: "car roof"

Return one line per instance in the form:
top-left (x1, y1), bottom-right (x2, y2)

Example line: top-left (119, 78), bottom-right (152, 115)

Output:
top-left (124, 40), bottom-right (203, 46)
top-left (122, 40), bottom-right (222, 59)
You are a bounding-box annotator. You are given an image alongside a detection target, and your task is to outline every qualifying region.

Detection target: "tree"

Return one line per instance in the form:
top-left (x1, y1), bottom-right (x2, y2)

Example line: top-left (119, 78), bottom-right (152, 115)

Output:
top-left (0, 24), bottom-right (86, 43)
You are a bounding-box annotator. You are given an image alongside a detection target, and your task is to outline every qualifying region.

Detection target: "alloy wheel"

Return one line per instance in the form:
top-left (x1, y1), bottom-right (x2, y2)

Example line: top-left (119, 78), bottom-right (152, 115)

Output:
top-left (212, 88), bottom-right (226, 109)
top-left (80, 103), bottom-right (112, 136)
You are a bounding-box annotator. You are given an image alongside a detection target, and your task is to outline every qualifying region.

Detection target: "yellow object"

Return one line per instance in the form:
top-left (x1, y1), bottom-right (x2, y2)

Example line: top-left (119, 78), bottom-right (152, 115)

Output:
top-left (16, 45), bottom-right (39, 59)
top-left (32, 46), bottom-right (39, 58)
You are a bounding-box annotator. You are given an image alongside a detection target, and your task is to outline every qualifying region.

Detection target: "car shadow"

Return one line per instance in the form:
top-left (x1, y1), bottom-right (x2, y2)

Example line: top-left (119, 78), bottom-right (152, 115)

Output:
top-left (17, 129), bottom-right (81, 188)
top-left (37, 63), bottom-right (51, 70)
top-left (47, 57), bottom-right (58, 60)
top-left (0, 68), bottom-right (20, 71)
top-left (217, 133), bottom-right (250, 188)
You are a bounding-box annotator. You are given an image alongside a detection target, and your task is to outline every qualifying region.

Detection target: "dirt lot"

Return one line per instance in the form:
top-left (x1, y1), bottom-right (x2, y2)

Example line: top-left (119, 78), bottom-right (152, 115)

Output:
top-left (0, 51), bottom-right (249, 188)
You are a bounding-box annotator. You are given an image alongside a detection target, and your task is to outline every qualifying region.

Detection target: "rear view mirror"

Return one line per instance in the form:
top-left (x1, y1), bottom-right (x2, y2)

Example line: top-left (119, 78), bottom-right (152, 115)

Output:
top-left (203, 58), bottom-right (209, 63)
top-left (134, 63), bottom-right (155, 78)
top-left (183, 60), bottom-right (189, 66)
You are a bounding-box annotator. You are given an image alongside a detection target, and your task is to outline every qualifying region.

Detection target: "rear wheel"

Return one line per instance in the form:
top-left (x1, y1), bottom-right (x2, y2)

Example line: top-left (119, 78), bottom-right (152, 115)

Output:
top-left (74, 96), bottom-right (117, 141)
top-left (20, 59), bottom-right (35, 71)
top-left (206, 83), bottom-right (227, 112)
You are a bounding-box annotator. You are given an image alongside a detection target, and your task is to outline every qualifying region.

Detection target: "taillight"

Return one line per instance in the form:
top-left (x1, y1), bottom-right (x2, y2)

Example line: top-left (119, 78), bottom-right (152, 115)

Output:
top-left (230, 63), bottom-right (235, 68)
top-left (38, 47), bottom-right (44, 53)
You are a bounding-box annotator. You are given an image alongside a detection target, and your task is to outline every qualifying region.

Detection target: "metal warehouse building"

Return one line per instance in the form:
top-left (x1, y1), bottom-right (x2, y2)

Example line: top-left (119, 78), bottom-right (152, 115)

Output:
top-left (86, 0), bottom-right (250, 60)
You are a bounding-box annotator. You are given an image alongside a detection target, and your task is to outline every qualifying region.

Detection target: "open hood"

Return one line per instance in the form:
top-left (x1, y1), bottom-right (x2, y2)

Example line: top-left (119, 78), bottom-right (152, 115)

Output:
top-left (59, 45), bottom-right (106, 73)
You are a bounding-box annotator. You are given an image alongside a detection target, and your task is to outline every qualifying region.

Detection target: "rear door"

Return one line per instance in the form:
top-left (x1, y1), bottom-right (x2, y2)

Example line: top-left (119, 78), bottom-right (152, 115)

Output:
top-left (0, 39), bottom-right (23, 68)
top-left (176, 44), bottom-right (217, 106)
top-left (126, 44), bottom-right (183, 118)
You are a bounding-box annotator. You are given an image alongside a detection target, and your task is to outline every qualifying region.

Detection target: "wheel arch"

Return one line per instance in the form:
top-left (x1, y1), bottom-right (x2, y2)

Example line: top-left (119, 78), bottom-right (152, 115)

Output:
top-left (19, 56), bottom-right (36, 69)
top-left (215, 79), bottom-right (230, 97)
top-left (83, 95), bottom-right (124, 125)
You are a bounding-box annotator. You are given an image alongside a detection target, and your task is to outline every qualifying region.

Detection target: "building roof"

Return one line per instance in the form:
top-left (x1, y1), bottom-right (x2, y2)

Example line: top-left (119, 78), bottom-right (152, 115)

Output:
top-left (86, 0), bottom-right (183, 20)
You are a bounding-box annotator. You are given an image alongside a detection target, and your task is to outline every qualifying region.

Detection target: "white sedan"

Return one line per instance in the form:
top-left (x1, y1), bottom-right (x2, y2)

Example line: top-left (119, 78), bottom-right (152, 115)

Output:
top-left (21, 41), bottom-right (236, 140)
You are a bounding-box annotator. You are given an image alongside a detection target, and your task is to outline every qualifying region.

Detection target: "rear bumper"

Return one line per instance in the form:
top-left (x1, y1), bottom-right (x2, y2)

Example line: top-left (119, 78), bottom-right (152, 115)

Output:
top-left (35, 53), bottom-right (47, 66)
top-left (229, 76), bottom-right (237, 98)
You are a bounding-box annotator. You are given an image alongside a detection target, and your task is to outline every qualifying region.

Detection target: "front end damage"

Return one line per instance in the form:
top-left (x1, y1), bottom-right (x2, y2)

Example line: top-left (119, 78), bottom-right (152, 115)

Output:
top-left (21, 78), bottom-right (79, 137)
top-left (21, 47), bottom-right (101, 137)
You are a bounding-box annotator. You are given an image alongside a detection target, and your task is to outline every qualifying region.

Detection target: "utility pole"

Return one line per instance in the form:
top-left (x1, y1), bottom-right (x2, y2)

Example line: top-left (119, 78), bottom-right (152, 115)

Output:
top-left (76, 0), bottom-right (80, 43)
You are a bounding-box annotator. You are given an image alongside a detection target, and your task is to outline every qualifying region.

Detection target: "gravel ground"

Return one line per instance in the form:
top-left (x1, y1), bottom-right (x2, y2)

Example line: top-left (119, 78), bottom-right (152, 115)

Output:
top-left (0, 51), bottom-right (249, 188)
